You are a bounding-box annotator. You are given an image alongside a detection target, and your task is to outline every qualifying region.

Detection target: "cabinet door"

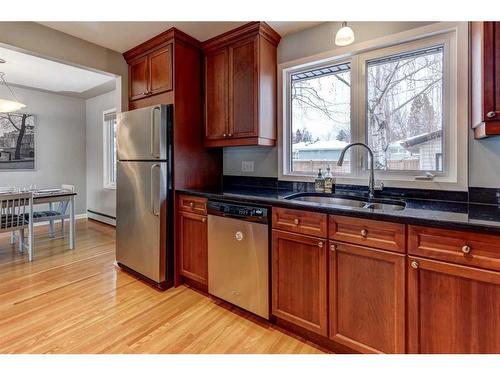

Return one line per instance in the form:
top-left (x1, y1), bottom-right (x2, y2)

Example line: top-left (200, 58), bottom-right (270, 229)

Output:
top-left (129, 55), bottom-right (149, 101)
top-left (205, 48), bottom-right (228, 140)
top-left (483, 22), bottom-right (500, 122)
top-left (272, 230), bottom-right (327, 335)
top-left (329, 242), bottom-right (406, 353)
top-left (229, 36), bottom-right (258, 138)
top-left (149, 44), bottom-right (173, 96)
top-left (408, 256), bottom-right (500, 353)
top-left (179, 211), bottom-right (208, 286)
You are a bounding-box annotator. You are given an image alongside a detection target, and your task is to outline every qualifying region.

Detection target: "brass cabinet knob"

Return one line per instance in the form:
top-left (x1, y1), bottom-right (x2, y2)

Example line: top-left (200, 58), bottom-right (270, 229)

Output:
top-left (410, 261), bottom-right (419, 269)
top-left (462, 245), bottom-right (471, 254)
top-left (293, 218), bottom-right (300, 225)
top-left (228, 133), bottom-right (233, 137)
top-left (487, 111), bottom-right (496, 118)
top-left (223, 133), bottom-right (227, 138)
top-left (318, 241), bottom-right (324, 248)
top-left (189, 202), bottom-right (194, 208)
top-left (330, 244), bottom-right (336, 252)
top-left (202, 217), bottom-right (206, 223)
top-left (361, 229), bottom-right (368, 238)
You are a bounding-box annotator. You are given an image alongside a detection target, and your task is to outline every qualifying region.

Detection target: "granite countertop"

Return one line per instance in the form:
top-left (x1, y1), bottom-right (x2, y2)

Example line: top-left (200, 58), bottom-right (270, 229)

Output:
top-left (176, 187), bottom-right (500, 235)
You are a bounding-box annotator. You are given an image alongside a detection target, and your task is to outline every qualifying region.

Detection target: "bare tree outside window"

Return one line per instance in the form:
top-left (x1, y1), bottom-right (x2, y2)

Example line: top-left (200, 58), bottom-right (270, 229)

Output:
top-left (366, 46), bottom-right (444, 172)
top-left (290, 63), bottom-right (351, 173)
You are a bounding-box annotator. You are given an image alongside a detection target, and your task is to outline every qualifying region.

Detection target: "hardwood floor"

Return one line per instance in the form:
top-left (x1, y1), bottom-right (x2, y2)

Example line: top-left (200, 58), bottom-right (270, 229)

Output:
top-left (0, 219), bottom-right (324, 354)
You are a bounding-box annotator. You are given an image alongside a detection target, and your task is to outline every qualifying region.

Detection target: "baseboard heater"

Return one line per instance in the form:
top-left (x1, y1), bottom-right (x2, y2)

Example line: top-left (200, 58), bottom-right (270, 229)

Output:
top-left (87, 209), bottom-right (116, 226)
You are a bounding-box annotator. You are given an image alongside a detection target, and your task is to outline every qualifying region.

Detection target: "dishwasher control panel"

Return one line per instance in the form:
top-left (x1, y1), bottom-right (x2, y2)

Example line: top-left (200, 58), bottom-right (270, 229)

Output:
top-left (207, 201), bottom-right (269, 224)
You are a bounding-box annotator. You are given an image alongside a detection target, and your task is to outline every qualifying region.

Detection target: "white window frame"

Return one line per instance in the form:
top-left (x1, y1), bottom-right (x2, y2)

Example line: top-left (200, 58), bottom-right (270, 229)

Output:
top-left (103, 108), bottom-right (117, 190)
top-left (278, 22), bottom-right (468, 191)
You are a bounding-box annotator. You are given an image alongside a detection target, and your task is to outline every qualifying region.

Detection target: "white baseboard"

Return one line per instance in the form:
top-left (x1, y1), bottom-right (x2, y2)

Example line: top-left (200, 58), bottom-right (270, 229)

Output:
top-left (87, 211), bottom-right (116, 227)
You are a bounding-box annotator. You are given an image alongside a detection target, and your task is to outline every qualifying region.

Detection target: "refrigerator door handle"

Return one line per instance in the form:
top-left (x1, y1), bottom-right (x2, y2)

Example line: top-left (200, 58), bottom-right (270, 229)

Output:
top-left (150, 106), bottom-right (161, 158)
top-left (151, 163), bottom-right (161, 216)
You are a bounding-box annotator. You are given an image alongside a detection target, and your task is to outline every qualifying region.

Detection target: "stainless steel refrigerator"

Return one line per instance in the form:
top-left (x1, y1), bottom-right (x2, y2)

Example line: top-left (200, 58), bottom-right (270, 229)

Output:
top-left (116, 104), bottom-right (173, 289)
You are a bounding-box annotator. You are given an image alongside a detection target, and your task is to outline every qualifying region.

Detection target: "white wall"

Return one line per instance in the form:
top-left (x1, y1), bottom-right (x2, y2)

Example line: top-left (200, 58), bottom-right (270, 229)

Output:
top-left (223, 21), bottom-right (434, 179)
top-left (86, 90), bottom-right (117, 218)
top-left (0, 86), bottom-right (87, 214)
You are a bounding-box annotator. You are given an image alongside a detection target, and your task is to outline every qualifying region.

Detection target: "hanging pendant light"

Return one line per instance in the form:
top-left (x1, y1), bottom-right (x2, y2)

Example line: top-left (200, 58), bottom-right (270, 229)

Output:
top-left (0, 59), bottom-right (26, 113)
top-left (335, 22), bottom-right (355, 47)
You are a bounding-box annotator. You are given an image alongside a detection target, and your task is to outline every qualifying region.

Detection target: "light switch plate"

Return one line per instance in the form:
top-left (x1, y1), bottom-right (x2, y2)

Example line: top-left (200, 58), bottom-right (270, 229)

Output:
top-left (241, 161), bottom-right (255, 173)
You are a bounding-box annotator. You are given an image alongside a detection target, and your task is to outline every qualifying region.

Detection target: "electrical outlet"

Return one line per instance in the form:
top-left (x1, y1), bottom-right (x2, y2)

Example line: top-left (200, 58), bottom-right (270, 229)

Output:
top-left (241, 161), bottom-right (255, 173)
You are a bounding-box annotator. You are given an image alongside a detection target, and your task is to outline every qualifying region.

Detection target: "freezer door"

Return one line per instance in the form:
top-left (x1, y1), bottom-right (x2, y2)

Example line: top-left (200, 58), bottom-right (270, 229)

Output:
top-left (117, 104), bottom-right (170, 161)
top-left (116, 160), bottom-right (168, 283)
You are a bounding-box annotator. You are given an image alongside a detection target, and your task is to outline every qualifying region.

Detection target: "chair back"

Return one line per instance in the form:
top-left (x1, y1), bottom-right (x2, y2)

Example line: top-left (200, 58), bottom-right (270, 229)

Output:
top-left (57, 184), bottom-right (75, 215)
top-left (0, 192), bottom-right (33, 233)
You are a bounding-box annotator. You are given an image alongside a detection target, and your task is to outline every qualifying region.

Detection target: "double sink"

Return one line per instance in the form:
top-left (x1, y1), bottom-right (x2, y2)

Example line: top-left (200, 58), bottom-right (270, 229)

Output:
top-left (284, 192), bottom-right (406, 212)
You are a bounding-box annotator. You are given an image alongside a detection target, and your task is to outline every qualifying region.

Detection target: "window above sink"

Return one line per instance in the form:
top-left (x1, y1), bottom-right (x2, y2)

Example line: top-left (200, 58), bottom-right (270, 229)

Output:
top-left (279, 22), bottom-right (469, 192)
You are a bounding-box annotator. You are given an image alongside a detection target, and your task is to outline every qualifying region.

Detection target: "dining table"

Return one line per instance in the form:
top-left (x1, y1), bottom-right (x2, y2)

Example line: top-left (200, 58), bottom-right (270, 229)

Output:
top-left (32, 188), bottom-right (77, 249)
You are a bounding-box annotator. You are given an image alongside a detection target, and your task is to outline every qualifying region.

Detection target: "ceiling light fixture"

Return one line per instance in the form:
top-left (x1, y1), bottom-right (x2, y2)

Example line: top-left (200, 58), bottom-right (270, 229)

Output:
top-left (0, 59), bottom-right (26, 113)
top-left (335, 22), bottom-right (355, 47)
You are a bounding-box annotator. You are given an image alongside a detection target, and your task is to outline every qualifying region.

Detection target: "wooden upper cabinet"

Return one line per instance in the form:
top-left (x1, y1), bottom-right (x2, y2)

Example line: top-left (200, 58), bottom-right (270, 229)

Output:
top-left (229, 36), bottom-right (258, 138)
top-left (272, 229), bottom-right (328, 336)
top-left (329, 242), bottom-right (406, 353)
top-left (203, 22), bottom-right (281, 147)
top-left (408, 256), bottom-right (500, 353)
top-left (149, 44), bottom-right (173, 96)
top-left (205, 48), bottom-right (228, 140)
top-left (129, 55), bottom-right (149, 101)
top-left (471, 22), bottom-right (500, 138)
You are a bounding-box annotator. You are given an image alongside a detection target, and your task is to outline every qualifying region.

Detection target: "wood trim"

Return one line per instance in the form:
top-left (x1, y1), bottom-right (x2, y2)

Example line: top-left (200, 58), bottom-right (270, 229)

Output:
top-left (178, 194), bottom-right (208, 215)
top-left (473, 121), bottom-right (500, 138)
top-left (204, 136), bottom-right (275, 147)
top-left (202, 22), bottom-right (281, 52)
top-left (123, 27), bottom-right (201, 61)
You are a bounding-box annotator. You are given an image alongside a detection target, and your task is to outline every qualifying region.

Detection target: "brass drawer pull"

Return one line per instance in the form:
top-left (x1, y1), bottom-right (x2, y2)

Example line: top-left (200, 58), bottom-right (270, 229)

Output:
top-left (361, 229), bottom-right (368, 238)
top-left (462, 245), bottom-right (471, 254)
top-left (189, 202), bottom-right (194, 208)
top-left (293, 218), bottom-right (300, 225)
top-left (202, 217), bottom-right (206, 223)
top-left (318, 241), bottom-right (324, 248)
top-left (487, 111), bottom-right (496, 118)
top-left (411, 261), bottom-right (419, 269)
top-left (330, 244), bottom-right (336, 252)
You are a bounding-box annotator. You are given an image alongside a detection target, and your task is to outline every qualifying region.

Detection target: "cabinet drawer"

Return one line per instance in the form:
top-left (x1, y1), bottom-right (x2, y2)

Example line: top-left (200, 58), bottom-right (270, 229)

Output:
top-left (178, 195), bottom-right (207, 215)
top-left (408, 225), bottom-right (500, 272)
top-left (272, 207), bottom-right (327, 237)
top-left (329, 216), bottom-right (405, 253)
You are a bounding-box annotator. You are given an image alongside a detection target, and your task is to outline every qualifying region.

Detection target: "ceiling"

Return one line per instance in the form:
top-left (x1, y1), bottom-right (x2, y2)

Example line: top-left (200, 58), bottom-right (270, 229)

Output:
top-left (37, 22), bottom-right (323, 52)
top-left (0, 46), bottom-right (115, 97)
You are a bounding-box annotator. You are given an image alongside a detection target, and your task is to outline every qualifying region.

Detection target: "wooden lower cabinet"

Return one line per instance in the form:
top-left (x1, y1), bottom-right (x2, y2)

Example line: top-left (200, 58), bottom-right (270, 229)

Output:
top-left (408, 256), bottom-right (500, 353)
top-left (329, 241), bottom-right (406, 353)
top-left (272, 229), bottom-right (328, 336)
top-left (178, 210), bottom-right (208, 286)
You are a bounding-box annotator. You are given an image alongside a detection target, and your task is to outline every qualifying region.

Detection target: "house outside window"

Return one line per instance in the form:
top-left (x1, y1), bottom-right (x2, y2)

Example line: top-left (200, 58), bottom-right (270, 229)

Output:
top-left (280, 22), bottom-right (468, 190)
top-left (103, 109), bottom-right (117, 189)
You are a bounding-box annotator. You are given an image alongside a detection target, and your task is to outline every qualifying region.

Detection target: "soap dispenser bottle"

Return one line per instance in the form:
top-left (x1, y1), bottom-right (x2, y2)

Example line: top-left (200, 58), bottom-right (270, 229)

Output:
top-left (324, 166), bottom-right (335, 194)
top-left (315, 168), bottom-right (325, 193)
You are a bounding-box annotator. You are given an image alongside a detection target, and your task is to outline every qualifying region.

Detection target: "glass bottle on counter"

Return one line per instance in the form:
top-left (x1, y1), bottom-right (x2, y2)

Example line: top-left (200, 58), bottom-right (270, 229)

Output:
top-left (314, 168), bottom-right (325, 193)
top-left (324, 166), bottom-right (335, 194)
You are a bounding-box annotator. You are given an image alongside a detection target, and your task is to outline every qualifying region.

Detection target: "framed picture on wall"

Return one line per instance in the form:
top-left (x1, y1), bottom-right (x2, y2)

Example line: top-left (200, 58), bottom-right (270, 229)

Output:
top-left (0, 112), bottom-right (36, 170)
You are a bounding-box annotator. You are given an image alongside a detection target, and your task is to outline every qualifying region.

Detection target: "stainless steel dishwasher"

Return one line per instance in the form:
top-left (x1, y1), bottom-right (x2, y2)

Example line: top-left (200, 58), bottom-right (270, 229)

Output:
top-left (207, 200), bottom-right (269, 319)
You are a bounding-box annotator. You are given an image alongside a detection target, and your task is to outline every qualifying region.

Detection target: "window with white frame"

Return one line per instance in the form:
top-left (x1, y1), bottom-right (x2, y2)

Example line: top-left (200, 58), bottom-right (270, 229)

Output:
top-left (103, 109), bottom-right (117, 189)
top-left (281, 23), bottom-right (467, 189)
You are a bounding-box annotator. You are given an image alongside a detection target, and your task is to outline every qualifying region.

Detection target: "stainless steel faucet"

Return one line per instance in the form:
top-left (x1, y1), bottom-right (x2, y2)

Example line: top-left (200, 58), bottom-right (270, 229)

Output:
top-left (337, 142), bottom-right (376, 199)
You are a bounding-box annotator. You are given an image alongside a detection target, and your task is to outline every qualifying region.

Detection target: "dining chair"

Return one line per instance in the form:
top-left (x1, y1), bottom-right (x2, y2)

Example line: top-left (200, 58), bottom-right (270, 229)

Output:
top-left (33, 184), bottom-right (75, 238)
top-left (0, 192), bottom-right (34, 261)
